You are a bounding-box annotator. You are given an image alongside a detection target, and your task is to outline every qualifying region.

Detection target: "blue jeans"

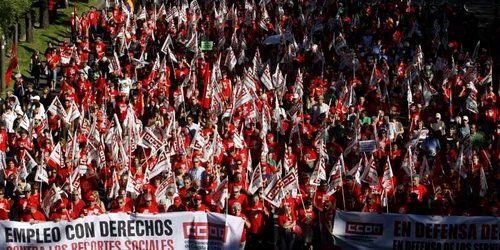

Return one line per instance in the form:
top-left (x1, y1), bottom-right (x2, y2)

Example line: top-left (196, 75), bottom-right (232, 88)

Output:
top-left (279, 229), bottom-right (295, 250)
top-left (50, 68), bottom-right (58, 83)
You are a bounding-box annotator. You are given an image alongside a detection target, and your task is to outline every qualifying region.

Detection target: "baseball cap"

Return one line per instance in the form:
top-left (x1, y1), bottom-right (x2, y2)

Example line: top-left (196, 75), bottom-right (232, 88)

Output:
top-left (194, 194), bottom-right (202, 200)
top-left (174, 197), bottom-right (182, 206)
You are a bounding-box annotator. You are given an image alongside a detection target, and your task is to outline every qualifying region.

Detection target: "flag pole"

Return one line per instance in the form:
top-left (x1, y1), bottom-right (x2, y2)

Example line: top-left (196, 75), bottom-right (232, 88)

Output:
top-left (340, 166), bottom-right (346, 211)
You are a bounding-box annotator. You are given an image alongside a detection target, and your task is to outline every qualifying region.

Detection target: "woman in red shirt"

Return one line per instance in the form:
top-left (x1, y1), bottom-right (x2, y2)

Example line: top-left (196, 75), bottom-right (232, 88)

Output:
top-left (278, 205), bottom-right (296, 250)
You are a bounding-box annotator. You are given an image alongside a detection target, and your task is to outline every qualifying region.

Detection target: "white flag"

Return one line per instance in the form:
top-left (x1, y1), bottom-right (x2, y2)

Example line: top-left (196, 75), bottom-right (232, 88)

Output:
top-left (249, 163), bottom-right (263, 194)
top-left (263, 173), bottom-right (283, 207)
top-left (41, 184), bottom-right (62, 218)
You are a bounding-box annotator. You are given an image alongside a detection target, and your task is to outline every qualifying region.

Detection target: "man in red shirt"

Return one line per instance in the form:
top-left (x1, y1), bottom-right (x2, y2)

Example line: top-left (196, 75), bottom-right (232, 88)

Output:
top-left (110, 196), bottom-right (133, 213)
top-left (361, 194), bottom-right (382, 213)
top-left (21, 204), bottom-right (46, 223)
top-left (407, 175), bottom-right (428, 202)
top-left (244, 195), bottom-right (268, 249)
top-left (49, 202), bottom-right (72, 222)
top-left (228, 187), bottom-right (248, 211)
top-left (88, 6), bottom-right (99, 34)
top-left (189, 194), bottom-right (210, 212)
top-left (93, 37), bottom-right (106, 60)
top-left (137, 194), bottom-right (159, 214)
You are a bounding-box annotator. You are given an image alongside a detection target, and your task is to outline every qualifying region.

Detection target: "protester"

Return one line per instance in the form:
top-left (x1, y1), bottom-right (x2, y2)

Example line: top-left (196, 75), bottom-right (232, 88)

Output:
top-left (0, 0), bottom-right (499, 249)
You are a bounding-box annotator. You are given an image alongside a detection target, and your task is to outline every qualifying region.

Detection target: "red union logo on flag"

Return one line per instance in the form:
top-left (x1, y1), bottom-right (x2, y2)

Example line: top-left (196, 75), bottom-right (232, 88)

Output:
top-left (183, 222), bottom-right (228, 242)
top-left (142, 131), bottom-right (163, 150)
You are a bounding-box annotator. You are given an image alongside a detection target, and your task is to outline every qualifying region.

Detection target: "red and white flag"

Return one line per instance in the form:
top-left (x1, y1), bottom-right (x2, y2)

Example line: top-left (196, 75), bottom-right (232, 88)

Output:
top-left (156, 172), bottom-right (177, 202)
top-left (186, 32), bottom-right (198, 52)
top-left (225, 46), bottom-right (237, 72)
top-left (126, 173), bottom-right (140, 196)
top-left (69, 167), bottom-right (81, 192)
top-left (249, 163), bottom-right (263, 194)
top-left (109, 51), bottom-right (121, 73)
top-left (327, 156), bottom-right (344, 196)
top-left (233, 84), bottom-right (252, 109)
top-left (107, 169), bottom-right (120, 199)
top-left (263, 173), bottom-right (284, 207)
top-left (47, 96), bottom-right (70, 123)
top-left (480, 166), bottom-right (488, 197)
top-left (282, 167), bottom-right (299, 192)
top-left (361, 157), bottom-right (380, 187)
top-left (310, 153), bottom-right (326, 186)
top-left (260, 63), bottom-right (273, 90)
top-left (211, 178), bottom-right (228, 209)
top-left (382, 157), bottom-right (394, 193)
top-left (139, 130), bottom-right (164, 152)
top-left (47, 143), bottom-right (63, 168)
top-left (41, 184), bottom-right (62, 217)
top-left (34, 160), bottom-right (48, 184)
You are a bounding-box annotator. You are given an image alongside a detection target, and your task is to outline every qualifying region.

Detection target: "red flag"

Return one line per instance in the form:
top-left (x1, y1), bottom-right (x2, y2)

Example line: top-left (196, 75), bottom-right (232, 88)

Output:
top-left (5, 42), bottom-right (18, 88)
top-left (201, 63), bottom-right (212, 109)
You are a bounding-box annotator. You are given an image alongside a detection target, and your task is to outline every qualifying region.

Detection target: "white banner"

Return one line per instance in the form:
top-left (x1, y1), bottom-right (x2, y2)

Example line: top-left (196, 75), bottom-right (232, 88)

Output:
top-left (333, 211), bottom-right (500, 250)
top-left (0, 212), bottom-right (244, 250)
top-left (359, 140), bottom-right (377, 153)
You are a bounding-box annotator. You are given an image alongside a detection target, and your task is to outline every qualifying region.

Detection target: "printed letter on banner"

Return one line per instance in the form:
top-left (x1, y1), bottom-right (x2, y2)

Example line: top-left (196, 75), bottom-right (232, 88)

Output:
top-left (333, 211), bottom-right (500, 250)
top-left (0, 212), bottom-right (244, 249)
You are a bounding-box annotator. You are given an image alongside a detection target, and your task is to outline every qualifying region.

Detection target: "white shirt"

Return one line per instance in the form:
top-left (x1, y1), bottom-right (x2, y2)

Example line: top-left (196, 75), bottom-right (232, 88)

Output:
top-left (2, 111), bottom-right (17, 133)
top-left (311, 102), bottom-right (330, 122)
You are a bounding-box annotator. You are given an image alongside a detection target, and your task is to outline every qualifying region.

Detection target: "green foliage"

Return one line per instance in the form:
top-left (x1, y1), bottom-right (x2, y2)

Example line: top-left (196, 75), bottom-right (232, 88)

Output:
top-left (0, 0), bottom-right (32, 35)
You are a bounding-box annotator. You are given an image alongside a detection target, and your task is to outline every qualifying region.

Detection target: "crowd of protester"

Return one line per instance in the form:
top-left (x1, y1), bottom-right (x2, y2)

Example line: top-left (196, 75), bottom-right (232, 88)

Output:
top-left (0, 0), bottom-right (499, 249)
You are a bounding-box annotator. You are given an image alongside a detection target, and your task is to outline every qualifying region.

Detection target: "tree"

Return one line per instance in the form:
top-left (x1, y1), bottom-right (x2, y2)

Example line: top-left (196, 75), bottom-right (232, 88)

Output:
top-left (40, 0), bottom-right (49, 30)
top-left (0, 0), bottom-right (31, 35)
top-left (25, 10), bottom-right (33, 43)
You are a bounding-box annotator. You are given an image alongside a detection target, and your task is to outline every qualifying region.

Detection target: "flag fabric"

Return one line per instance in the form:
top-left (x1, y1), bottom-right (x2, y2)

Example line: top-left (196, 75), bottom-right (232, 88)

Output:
top-left (47, 143), bottom-right (63, 168)
top-left (382, 157), bottom-right (394, 192)
top-left (465, 91), bottom-right (479, 114)
top-left (361, 157), bottom-right (379, 187)
top-left (41, 184), bottom-right (62, 218)
top-left (34, 161), bottom-right (48, 184)
top-left (123, 0), bottom-right (135, 14)
top-left (260, 63), bottom-right (273, 90)
top-left (21, 152), bottom-right (37, 175)
top-left (225, 47), bottom-right (237, 72)
top-left (47, 96), bottom-right (71, 123)
top-left (126, 173), bottom-right (139, 196)
top-left (5, 41), bottom-right (18, 88)
top-left (263, 173), bottom-right (283, 207)
top-left (107, 169), bottom-right (120, 199)
top-left (327, 156), bottom-right (345, 195)
top-left (69, 167), bottom-right (81, 192)
top-left (211, 178), bottom-right (228, 209)
top-left (479, 166), bottom-right (488, 197)
top-left (401, 149), bottom-right (416, 177)
top-left (139, 130), bottom-right (164, 152)
top-left (156, 172), bottom-right (177, 203)
top-left (249, 163), bottom-right (263, 194)
top-left (310, 153), bottom-right (326, 186)
top-left (282, 167), bottom-right (299, 192)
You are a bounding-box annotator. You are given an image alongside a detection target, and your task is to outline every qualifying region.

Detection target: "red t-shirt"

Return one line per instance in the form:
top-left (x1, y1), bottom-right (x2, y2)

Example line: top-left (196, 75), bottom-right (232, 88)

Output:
top-left (245, 202), bottom-right (266, 234)
top-left (80, 205), bottom-right (104, 217)
top-left (407, 184), bottom-right (428, 202)
top-left (236, 213), bottom-right (248, 242)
